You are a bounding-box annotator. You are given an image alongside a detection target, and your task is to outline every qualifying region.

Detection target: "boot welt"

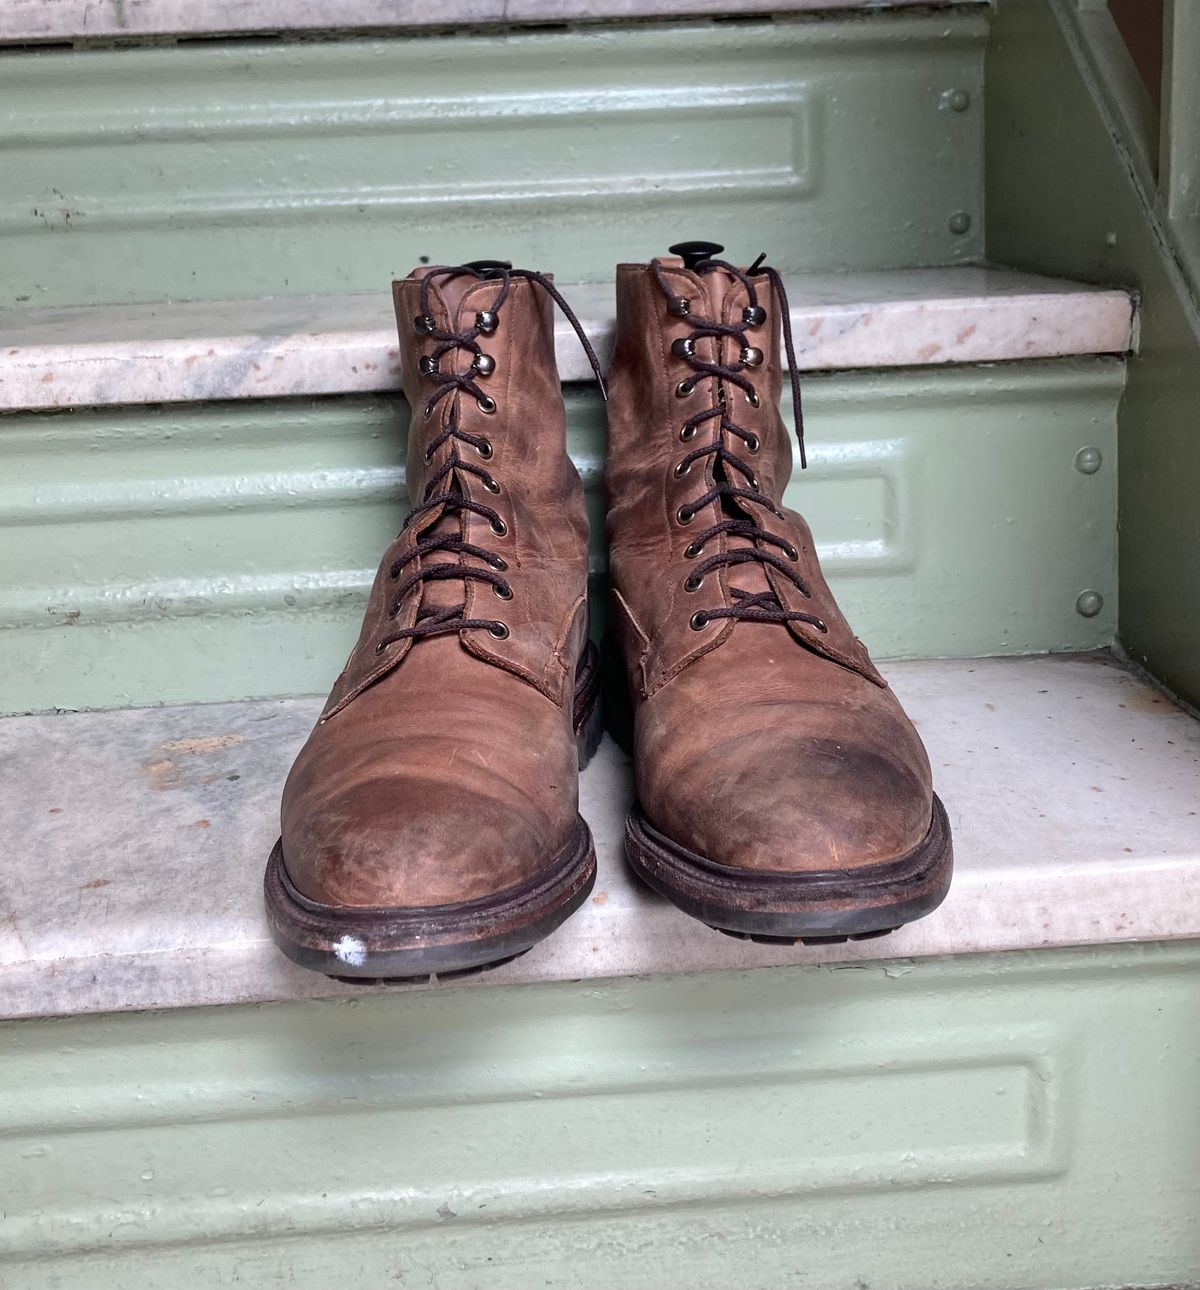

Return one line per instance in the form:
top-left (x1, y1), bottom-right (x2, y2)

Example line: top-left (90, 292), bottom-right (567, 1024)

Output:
top-left (264, 815), bottom-right (596, 982)
top-left (624, 796), bottom-right (953, 944)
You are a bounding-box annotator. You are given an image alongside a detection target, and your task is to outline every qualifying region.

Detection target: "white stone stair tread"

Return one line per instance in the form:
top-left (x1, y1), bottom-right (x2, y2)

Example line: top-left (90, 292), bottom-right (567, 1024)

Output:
top-left (3, 0), bottom-right (942, 43)
top-left (1, 653), bottom-right (1196, 1020)
top-left (0, 268), bottom-right (1134, 411)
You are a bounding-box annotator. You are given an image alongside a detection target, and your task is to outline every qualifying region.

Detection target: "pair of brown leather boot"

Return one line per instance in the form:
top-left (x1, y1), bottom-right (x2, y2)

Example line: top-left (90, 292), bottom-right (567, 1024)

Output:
top-left (265, 245), bottom-right (952, 979)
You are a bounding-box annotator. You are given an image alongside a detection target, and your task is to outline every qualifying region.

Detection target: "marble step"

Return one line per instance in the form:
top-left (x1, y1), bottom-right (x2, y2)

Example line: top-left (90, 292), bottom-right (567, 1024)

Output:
top-left (2, 652), bottom-right (1197, 1020)
top-left (3, 0), bottom-right (951, 44)
top-left (0, 267), bottom-right (1134, 411)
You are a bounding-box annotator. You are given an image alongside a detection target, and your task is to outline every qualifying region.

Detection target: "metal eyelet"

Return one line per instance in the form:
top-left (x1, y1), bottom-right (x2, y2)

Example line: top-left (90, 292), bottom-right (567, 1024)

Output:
top-left (814, 619), bottom-right (829, 634)
top-left (671, 337), bottom-right (695, 358)
top-left (742, 304), bottom-right (766, 327)
top-left (684, 573), bottom-right (704, 593)
top-left (493, 583), bottom-right (513, 600)
top-left (476, 395), bottom-right (497, 414)
top-left (475, 439), bottom-right (493, 460)
top-left (679, 425), bottom-right (698, 442)
top-left (689, 611), bottom-right (710, 631)
top-left (746, 433), bottom-right (761, 454)
top-left (488, 555), bottom-right (508, 571)
top-left (491, 517), bottom-right (508, 537)
top-left (675, 381), bottom-right (694, 399)
top-left (747, 474), bottom-right (760, 491)
top-left (745, 389), bottom-right (761, 409)
top-left (418, 355), bottom-right (439, 376)
top-left (784, 542), bottom-right (799, 561)
top-left (423, 402), bottom-right (435, 420)
top-left (414, 314), bottom-right (436, 335)
top-left (374, 642), bottom-right (386, 654)
top-left (676, 506), bottom-right (694, 526)
top-left (488, 621), bottom-right (509, 639)
top-left (684, 541), bottom-right (703, 559)
top-left (482, 475), bottom-right (501, 494)
top-left (673, 459), bottom-right (691, 477)
top-left (473, 353), bottom-right (496, 377)
top-left (476, 310), bottom-right (499, 334)
top-left (667, 297), bottom-right (691, 317)
top-left (740, 346), bottom-right (764, 368)
top-left (423, 445), bottom-right (435, 464)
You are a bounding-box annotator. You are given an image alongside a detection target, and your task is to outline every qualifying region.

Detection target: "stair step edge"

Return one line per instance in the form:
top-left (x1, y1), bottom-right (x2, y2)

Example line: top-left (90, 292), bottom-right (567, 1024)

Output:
top-left (0, 268), bottom-right (1134, 413)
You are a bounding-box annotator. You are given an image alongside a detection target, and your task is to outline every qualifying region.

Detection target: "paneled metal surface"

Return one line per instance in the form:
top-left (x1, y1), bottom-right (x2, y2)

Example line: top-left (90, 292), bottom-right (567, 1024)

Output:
top-left (985, 0), bottom-right (1200, 709)
top-left (0, 13), bottom-right (986, 309)
top-left (1, 943), bottom-right (1198, 1287)
top-left (0, 359), bottom-right (1121, 714)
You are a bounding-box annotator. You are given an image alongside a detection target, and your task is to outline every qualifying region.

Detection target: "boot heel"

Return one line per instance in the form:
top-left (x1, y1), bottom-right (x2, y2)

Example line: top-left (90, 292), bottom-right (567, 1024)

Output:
top-left (573, 640), bottom-right (604, 770)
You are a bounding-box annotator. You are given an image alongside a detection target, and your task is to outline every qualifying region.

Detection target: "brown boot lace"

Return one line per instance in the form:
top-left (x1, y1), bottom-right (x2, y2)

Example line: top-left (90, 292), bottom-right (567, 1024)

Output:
top-left (376, 263), bottom-right (605, 653)
top-left (651, 249), bottom-right (826, 636)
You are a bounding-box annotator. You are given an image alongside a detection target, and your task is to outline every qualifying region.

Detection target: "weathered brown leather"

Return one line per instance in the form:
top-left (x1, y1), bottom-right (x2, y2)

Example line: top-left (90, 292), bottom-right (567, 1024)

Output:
top-left (278, 266), bottom-right (591, 911)
top-left (606, 257), bottom-right (938, 876)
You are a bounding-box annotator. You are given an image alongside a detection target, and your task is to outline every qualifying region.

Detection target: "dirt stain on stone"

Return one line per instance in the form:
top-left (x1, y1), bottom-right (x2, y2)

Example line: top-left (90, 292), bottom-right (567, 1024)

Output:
top-left (159, 735), bottom-right (247, 755)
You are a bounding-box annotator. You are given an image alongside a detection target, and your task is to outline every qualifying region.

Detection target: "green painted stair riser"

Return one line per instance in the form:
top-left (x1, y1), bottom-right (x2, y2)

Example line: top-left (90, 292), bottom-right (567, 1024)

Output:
top-left (1, 943), bottom-right (1198, 1289)
top-left (0, 359), bottom-right (1119, 714)
top-left (0, 12), bottom-right (985, 309)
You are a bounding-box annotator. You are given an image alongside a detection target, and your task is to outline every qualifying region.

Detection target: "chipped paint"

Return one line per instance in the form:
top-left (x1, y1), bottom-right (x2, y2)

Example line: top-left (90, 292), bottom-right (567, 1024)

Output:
top-left (333, 935), bottom-right (367, 968)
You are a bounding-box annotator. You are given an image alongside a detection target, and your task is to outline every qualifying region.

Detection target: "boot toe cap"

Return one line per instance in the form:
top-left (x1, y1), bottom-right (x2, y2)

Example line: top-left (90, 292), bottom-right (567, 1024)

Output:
top-left (281, 773), bottom-right (565, 910)
top-left (645, 730), bottom-right (934, 874)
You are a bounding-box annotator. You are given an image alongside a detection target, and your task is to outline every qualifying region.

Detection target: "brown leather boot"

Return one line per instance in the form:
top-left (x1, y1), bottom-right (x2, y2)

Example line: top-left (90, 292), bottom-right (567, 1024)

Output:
top-left (265, 261), bottom-right (606, 978)
top-left (605, 242), bottom-right (952, 943)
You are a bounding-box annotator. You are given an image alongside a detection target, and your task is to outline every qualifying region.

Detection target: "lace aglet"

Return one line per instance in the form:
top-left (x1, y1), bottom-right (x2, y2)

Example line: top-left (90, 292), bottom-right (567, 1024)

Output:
top-left (798, 435), bottom-right (808, 470)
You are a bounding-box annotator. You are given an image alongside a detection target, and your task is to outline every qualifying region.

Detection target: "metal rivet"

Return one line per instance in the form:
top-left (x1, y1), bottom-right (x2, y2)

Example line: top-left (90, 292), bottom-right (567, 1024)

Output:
top-left (740, 346), bottom-right (763, 368)
top-left (948, 211), bottom-right (972, 235)
top-left (1074, 446), bottom-right (1103, 475)
top-left (473, 353), bottom-right (496, 377)
top-left (1075, 590), bottom-right (1104, 618)
top-left (742, 304), bottom-right (766, 327)
top-left (671, 337), bottom-right (695, 358)
top-left (943, 89), bottom-right (971, 112)
top-left (476, 310), bottom-right (498, 334)
top-left (667, 298), bottom-right (691, 317)
top-left (418, 355), bottom-right (439, 375)
top-left (414, 314), bottom-right (435, 335)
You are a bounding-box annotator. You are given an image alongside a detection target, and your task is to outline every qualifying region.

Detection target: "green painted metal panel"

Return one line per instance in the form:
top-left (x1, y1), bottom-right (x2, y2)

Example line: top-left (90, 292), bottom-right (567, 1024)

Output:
top-left (984, 0), bottom-right (1200, 707)
top-left (0, 12), bottom-right (985, 309)
top-left (1, 942), bottom-right (1198, 1287)
top-left (0, 359), bottom-right (1120, 714)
